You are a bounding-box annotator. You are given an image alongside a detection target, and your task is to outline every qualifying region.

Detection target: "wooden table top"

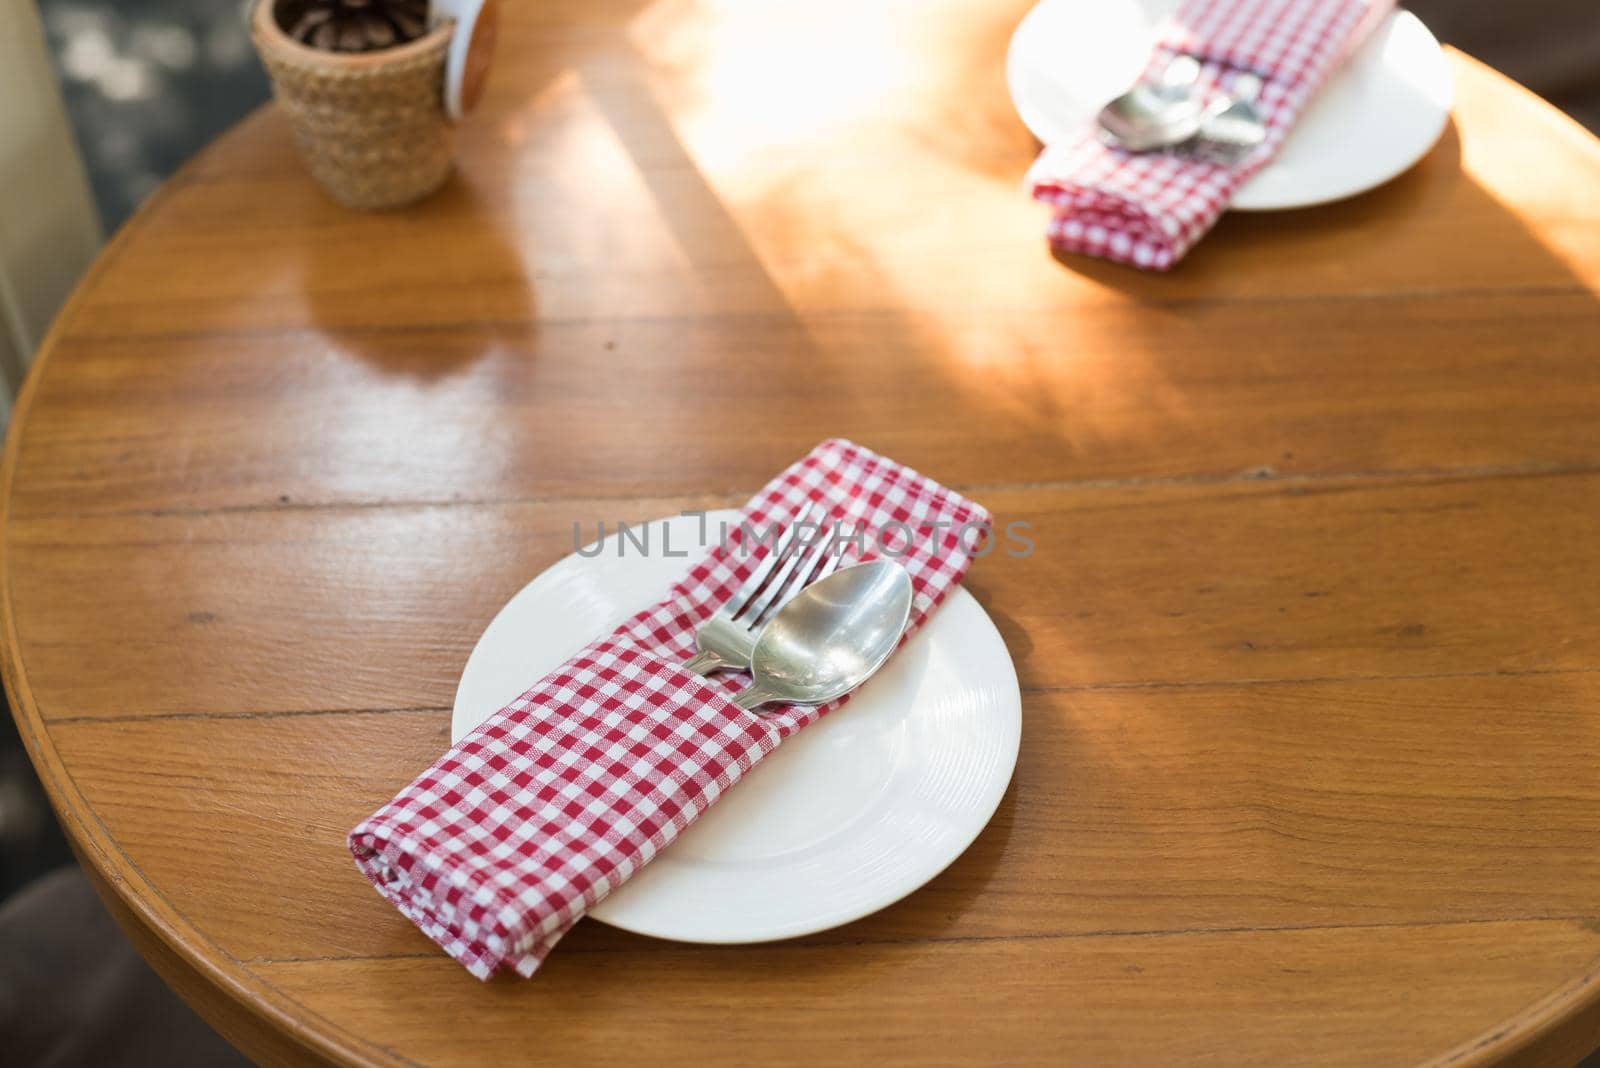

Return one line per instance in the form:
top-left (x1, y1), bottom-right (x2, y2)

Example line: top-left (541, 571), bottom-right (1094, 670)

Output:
top-left (7, 1), bottom-right (1600, 1064)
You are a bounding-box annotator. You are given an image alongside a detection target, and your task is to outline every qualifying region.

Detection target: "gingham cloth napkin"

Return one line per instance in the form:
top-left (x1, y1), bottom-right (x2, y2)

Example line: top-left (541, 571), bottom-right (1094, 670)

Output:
top-left (349, 440), bottom-right (990, 979)
top-left (1027, 0), bottom-right (1393, 269)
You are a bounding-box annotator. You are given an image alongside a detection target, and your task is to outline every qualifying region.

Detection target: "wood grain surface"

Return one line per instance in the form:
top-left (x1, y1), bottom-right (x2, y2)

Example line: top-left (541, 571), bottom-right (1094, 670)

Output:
top-left (5, 1), bottom-right (1600, 1064)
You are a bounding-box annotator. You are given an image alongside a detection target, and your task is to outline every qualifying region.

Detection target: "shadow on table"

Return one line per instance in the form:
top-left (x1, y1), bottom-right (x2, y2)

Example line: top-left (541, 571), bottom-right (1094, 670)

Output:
top-left (299, 175), bottom-right (537, 382)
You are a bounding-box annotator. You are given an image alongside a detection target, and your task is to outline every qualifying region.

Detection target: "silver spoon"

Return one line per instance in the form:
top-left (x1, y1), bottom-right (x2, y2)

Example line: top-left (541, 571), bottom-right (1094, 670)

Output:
top-left (1097, 54), bottom-right (1203, 153)
top-left (730, 560), bottom-right (914, 712)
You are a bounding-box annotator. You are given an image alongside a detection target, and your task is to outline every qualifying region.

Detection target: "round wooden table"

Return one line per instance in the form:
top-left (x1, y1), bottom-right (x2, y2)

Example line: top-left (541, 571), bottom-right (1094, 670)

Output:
top-left (7, 2), bottom-right (1600, 1064)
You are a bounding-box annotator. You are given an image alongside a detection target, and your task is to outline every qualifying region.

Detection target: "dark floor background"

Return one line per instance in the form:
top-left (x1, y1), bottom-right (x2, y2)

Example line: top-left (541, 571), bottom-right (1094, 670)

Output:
top-left (36, 0), bottom-right (268, 232)
top-left (4, 1), bottom-right (1600, 1065)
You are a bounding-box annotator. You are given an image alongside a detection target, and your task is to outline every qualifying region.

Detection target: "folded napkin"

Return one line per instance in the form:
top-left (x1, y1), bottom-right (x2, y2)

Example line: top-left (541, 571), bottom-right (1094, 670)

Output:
top-left (1028, 0), bottom-right (1392, 269)
top-left (350, 440), bottom-right (990, 978)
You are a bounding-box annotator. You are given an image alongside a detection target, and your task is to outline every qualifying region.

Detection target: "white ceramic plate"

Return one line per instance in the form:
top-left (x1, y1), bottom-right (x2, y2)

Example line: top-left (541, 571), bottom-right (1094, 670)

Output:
top-left (453, 510), bottom-right (1022, 944)
top-left (1006, 0), bottom-right (1454, 210)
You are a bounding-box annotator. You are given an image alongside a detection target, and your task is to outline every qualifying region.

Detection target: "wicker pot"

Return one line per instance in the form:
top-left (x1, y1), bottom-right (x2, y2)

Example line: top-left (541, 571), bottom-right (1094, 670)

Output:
top-left (250, 0), bottom-right (455, 210)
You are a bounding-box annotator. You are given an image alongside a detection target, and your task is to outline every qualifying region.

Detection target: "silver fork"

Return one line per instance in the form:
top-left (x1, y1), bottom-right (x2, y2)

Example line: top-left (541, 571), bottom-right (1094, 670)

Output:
top-left (1188, 72), bottom-right (1266, 166)
top-left (682, 503), bottom-right (844, 675)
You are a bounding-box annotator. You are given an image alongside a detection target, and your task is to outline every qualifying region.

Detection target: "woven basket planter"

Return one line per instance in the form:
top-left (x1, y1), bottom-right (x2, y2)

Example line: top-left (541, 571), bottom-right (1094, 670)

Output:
top-left (250, 0), bottom-right (455, 210)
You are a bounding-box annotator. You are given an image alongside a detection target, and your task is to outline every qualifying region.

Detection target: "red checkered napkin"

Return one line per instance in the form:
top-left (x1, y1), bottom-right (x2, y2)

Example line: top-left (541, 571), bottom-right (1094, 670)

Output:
top-left (1027, 0), bottom-right (1392, 270)
top-left (349, 440), bottom-right (990, 979)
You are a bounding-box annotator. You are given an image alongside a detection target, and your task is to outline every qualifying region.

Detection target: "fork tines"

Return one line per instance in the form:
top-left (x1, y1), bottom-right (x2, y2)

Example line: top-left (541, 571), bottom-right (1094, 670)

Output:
top-left (731, 502), bottom-right (843, 628)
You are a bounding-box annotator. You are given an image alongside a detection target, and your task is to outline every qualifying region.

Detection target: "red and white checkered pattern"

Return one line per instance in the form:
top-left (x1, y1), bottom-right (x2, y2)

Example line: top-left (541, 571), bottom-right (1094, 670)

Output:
top-left (1028, 0), bottom-right (1391, 270)
top-left (350, 440), bottom-right (990, 979)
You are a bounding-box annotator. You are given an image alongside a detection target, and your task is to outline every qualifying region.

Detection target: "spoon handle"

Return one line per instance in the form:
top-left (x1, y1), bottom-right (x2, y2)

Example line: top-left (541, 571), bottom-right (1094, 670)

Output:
top-left (731, 686), bottom-right (779, 711)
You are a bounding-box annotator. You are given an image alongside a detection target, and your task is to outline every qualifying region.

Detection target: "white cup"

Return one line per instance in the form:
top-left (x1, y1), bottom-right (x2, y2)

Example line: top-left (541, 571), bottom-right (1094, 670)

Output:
top-left (431, 0), bottom-right (499, 120)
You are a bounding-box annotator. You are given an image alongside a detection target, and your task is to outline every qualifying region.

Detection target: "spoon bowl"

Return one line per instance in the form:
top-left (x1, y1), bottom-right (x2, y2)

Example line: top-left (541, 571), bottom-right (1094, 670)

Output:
top-left (1097, 54), bottom-right (1203, 152)
top-left (732, 561), bottom-right (914, 712)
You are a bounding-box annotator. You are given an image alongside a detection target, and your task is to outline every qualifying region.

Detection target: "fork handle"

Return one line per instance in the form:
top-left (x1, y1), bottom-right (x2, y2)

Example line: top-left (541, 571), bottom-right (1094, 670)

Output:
top-left (682, 650), bottom-right (725, 675)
